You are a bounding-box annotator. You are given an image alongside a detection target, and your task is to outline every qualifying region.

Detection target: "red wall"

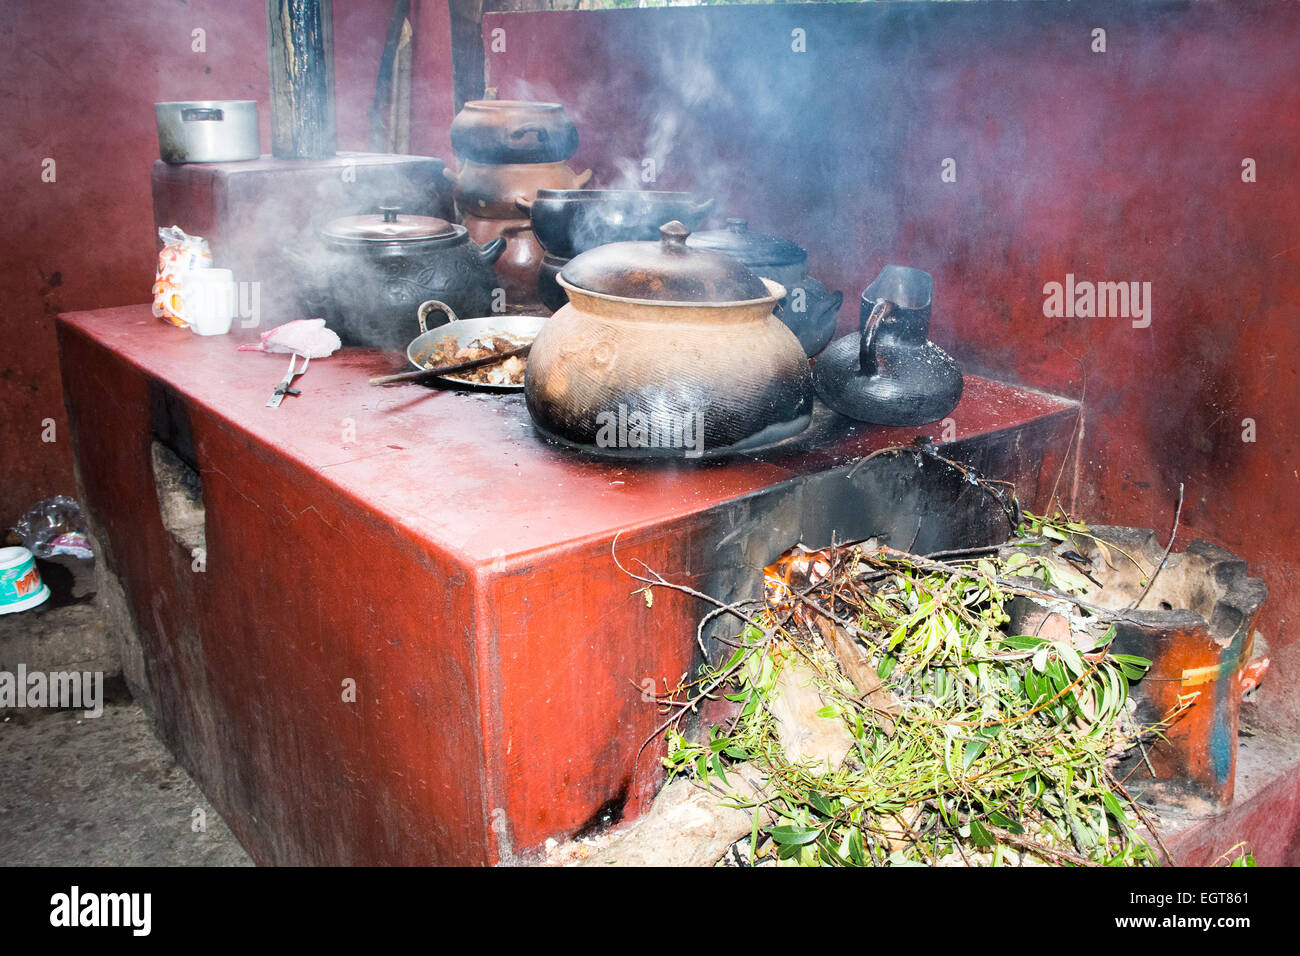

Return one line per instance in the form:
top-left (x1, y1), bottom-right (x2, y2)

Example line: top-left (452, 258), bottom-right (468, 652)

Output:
top-left (483, 2), bottom-right (1300, 732)
top-left (0, 0), bottom-right (453, 525)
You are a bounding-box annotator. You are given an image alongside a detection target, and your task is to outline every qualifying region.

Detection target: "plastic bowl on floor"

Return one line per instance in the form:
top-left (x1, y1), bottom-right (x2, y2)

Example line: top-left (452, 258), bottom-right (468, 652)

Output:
top-left (0, 546), bottom-right (50, 614)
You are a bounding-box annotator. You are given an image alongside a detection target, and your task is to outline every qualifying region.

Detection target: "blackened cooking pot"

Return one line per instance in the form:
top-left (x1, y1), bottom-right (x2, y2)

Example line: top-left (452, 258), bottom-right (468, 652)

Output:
top-left (525, 221), bottom-right (813, 459)
top-left (518, 189), bottom-right (713, 260)
top-left (293, 207), bottom-right (506, 351)
top-left (687, 219), bottom-right (842, 356)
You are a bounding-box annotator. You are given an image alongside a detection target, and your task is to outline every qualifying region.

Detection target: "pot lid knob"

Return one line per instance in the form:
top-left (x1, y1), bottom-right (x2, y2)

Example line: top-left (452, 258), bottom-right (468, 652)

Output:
top-left (660, 220), bottom-right (690, 250)
top-left (380, 205), bottom-right (400, 223)
top-left (726, 218), bottom-right (749, 233)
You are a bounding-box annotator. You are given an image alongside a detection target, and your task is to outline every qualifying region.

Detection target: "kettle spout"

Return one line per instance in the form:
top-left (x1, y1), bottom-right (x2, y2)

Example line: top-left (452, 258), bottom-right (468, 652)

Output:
top-left (477, 237), bottom-right (507, 265)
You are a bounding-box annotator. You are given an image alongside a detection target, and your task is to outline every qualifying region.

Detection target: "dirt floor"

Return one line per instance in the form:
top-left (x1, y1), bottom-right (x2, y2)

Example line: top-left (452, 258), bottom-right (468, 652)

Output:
top-left (0, 581), bottom-right (251, 867)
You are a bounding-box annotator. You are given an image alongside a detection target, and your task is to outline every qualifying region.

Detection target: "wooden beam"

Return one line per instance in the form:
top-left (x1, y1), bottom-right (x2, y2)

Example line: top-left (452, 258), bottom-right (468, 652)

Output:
top-left (448, 0), bottom-right (486, 114)
top-left (267, 0), bottom-right (337, 160)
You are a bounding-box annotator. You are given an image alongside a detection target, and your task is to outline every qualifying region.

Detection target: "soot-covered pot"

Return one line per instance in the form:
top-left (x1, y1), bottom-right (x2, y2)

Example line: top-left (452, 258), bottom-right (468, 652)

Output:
top-left (524, 221), bottom-right (814, 459)
top-left (687, 219), bottom-right (843, 356)
top-left (308, 206), bottom-right (505, 351)
top-left (813, 265), bottom-right (963, 426)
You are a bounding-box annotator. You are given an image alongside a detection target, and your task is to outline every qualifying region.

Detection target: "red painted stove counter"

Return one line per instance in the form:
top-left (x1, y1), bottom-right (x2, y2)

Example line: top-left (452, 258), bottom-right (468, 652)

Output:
top-left (57, 304), bottom-right (1075, 865)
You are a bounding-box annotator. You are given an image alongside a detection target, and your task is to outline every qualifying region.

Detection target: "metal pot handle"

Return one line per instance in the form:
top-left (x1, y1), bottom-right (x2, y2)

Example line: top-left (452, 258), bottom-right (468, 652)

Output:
top-left (418, 300), bottom-right (459, 334)
top-left (690, 197), bottom-right (715, 216)
top-left (859, 299), bottom-right (894, 376)
top-left (182, 107), bottom-right (225, 122)
top-left (442, 167), bottom-right (459, 185)
top-left (573, 168), bottom-right (593, 187)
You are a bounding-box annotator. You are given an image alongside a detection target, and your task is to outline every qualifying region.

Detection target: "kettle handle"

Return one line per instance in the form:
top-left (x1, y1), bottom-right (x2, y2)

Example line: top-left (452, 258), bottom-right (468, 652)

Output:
top-left (859, 299), bottom-right (894, 375)
top-left (418, 299), bottom-right (459, 334)
top-left (477, 236), bottom-right (507, 265)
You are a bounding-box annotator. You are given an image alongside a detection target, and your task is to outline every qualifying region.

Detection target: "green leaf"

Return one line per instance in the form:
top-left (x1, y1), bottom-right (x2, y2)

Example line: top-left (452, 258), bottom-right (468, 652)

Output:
top-left (770, 825), bottom-right (822, 846)
top-left (968, 817), bottom-right (995, 847)
top-left (806, 791), bottom-right (835, 817)
top-left (815, 704), bottom-right (841, 719)
top-left (988, 810), bottom-right (1024, 835)
top-left (1002, 634), bottom-right (1047, 651)
top-left (877, 654), bottom-right (897, 679)
top-left (1058, 644), bottom-right (1085, 678)
top-left (963, 738), bottom-right (990, 769)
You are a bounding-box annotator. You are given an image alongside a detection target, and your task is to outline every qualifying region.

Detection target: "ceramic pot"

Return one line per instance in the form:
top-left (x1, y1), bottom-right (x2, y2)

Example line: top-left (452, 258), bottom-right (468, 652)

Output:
top-left (446, 161), bottom-right (592, 220)
top-left (519, 189), bottom-right (712, 259)
top-left (813, 265), bottom-right (963, 426)
top-left (449, 100), bottom-right (579, 165)
top-left (296, 206), bottom-right (506, 351)
top-left (688, 219), bottom-right (842, 356)
top-left (525, 221), bottom-right (813, 458)
top-left (462, 214), bottom-right (544, 307)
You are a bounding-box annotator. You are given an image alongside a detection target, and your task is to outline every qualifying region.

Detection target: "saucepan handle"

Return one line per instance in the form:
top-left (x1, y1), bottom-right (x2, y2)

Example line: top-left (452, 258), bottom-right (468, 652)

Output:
top-left (418, 299), bottom-right (459, 335)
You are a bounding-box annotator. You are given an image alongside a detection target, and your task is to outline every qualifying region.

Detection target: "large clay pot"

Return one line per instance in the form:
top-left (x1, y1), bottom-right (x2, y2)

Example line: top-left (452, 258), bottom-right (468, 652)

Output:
top-left (687, 219), bottom-right (842, 356)
top-left (296, 207), bottom-right (506, 351)
top-left (446, 161), bottom-right (592, 220)
top-left (449, 100), bottom-right (579, 165)
top-left (462, 214), bottom-right (544, 307)
top-left (525, 221), bottom-right (813, 459)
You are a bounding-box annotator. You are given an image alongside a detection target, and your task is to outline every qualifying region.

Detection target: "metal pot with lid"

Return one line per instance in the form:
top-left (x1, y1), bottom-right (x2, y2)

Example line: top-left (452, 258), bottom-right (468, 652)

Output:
top-left (524, 221), bottom-right (814, 459)
top-left (294, 206), bottom-right (506, 351)
top-left (687, 219), bottom-right (843, 356)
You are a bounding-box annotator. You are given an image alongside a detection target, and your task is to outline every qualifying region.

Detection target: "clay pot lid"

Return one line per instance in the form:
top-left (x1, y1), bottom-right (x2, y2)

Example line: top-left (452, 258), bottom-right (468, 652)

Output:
top-left (685, 219), bottom-right (807, 270)
top-left (322, 206), bottom-right (457, 243)
top-left (560, 221), bottom-right (773, 303)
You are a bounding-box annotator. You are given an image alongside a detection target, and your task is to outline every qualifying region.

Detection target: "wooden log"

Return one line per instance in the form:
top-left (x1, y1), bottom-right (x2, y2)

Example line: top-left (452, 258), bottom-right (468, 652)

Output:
top-left (267, 0), bottom-right (337, 160)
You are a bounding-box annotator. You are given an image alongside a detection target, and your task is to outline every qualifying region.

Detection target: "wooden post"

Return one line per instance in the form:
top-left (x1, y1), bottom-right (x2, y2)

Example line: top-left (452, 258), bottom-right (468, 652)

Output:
top-left (267, 0), bottom-right (337, 160)
top-left (448, 0), bottom-right (486, 115)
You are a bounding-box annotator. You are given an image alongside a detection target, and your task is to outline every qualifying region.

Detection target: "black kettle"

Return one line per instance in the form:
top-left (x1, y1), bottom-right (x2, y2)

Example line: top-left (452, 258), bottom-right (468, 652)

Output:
top-left (813, 266), bottom-right (963, 426)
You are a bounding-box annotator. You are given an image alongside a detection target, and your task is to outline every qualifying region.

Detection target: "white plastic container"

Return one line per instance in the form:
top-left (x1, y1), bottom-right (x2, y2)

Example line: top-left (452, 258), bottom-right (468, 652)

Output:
top-left (0, 547), bottom-right (50, 614)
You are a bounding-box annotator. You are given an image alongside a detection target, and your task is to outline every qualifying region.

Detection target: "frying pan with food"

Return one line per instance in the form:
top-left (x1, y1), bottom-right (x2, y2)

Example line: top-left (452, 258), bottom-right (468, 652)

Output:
top-left (405, 300), bottom-right (547, 391)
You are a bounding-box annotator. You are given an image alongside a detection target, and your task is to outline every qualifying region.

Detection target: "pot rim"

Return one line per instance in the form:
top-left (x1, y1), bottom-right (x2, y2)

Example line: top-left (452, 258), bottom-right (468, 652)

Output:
top-left (320, 223), bottom-right (469, 247)
top-left (533, 189), bottom-right (696, 202)
top-left (557, 274), bottom-right (786, 309)
top-left (462, 99), bottom-right (564, 112)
